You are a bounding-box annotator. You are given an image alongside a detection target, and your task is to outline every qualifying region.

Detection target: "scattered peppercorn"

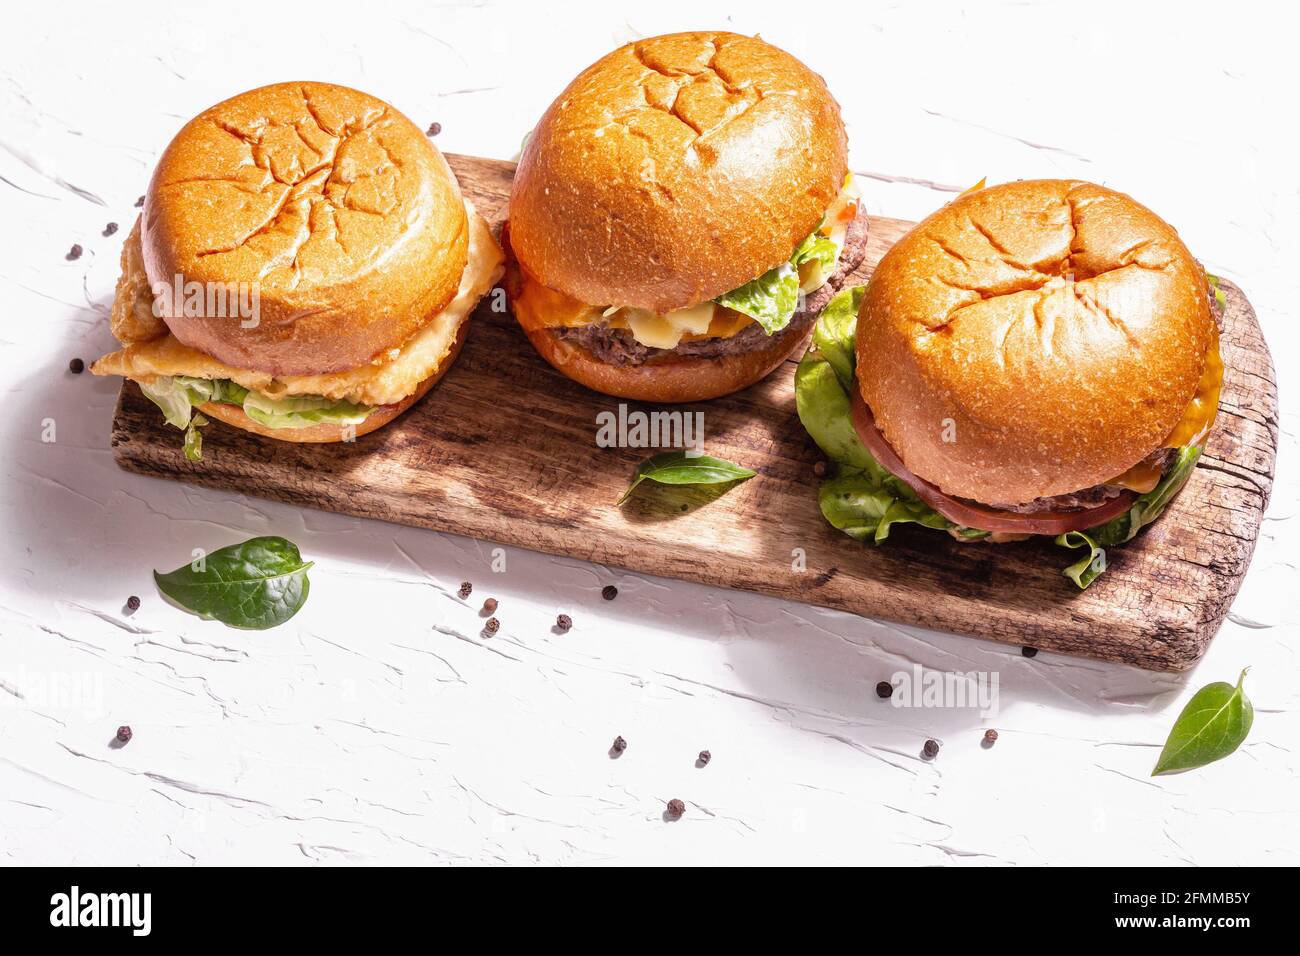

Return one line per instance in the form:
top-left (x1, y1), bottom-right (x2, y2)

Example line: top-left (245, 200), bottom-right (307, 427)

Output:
top-left (922, 738), bottom-right (940, 759)
top-left (665, 798), bottom-right (686, 819)
top-left (68, 358), bottom-right (85, 374)
top-left (484, 617), bottom-right (499, 635)
top-left (103, 222), bottom-right (118, 237)
top-left (555, 613), bottom-right (572, 632)
top-left (66, 244), bottom-right (82, 261)
top-left (458, 581), bottom-right (472, 599)
top-left (696, 750), bottom-right (711, 767)
top-left (116, 725), bottom-right (132, 744)
top-left (813, 460), bottom-right (827, 477)
top-left (426, 121), bottom-right (442, 136)
top-left (1022, 646), bottom-right (1038, 658)
top-left (482, 597), bottom-right (498, 614)
top-left (602, 585), bottom-right (618, 601)
top-left (611, 735), bottom-right (627, 755)
top-left (126, 595), bottom-right (140, 612)
top-left (983, 729), bottom-right (999, 746)
top-left (135, 195), bottom-right (145, 208)
top-left (876, 680), bottom-right (893, 699)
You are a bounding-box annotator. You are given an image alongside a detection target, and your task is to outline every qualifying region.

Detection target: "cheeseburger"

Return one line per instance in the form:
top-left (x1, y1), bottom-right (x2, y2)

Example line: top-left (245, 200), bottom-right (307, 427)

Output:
top-left (93, 82), bottom-right (503, 452)
top-left (797, 180), bottom-right (1224, 587)
top-left (505, 31), bottom-right (869, 402)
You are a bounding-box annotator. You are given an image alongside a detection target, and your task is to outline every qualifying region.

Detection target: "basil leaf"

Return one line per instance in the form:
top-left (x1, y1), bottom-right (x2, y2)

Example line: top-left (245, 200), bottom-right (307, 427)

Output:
top-left (618, 452), bottom-right (755, 505)
top-left (1153, 669), bottom-right (1254, 776)
top-left (182, 413), bottom-right (208, 462)
top-left (153, 536), bottom-right (313, 630)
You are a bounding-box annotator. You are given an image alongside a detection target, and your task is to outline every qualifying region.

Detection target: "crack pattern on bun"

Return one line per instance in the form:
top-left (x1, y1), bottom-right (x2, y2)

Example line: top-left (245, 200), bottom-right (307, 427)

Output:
top-left (509, 31), bottom-right (848, 314)
top-left (142, 81), bottom-right (469, 376)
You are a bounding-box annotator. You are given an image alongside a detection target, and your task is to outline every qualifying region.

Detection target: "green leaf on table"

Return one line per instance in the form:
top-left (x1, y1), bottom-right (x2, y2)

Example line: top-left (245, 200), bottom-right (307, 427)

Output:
top-left (1152, 669), bottom-right (1254, 775)
top-left (617, 452), bottom-right (756, 505)
top-left (153, 536), bottom-right (313, 630)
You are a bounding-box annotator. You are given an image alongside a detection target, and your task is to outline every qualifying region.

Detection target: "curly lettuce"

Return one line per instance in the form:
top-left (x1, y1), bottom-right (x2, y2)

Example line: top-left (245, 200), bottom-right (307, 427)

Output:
top-left (137, 375), bottom-right (373, 459)
top-left (1055, 446), bottom-right (1202, 587)
top-left (794, 286), bottom-right (1200, 588)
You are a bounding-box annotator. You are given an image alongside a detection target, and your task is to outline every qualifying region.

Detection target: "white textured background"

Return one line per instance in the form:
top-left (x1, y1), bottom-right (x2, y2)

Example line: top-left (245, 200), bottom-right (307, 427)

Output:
top-left (1, 0), bottom-right (1296, 865)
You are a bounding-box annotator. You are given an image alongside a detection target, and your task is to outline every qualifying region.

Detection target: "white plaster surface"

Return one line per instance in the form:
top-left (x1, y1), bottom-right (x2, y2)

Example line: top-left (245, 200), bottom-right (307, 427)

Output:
top-left (0, 0), bottom-right (1296, 865)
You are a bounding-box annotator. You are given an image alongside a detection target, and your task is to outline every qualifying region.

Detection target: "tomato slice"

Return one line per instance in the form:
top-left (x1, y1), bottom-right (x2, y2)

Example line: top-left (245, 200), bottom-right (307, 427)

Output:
top-left (849, 392), bottom-right (1137, 535)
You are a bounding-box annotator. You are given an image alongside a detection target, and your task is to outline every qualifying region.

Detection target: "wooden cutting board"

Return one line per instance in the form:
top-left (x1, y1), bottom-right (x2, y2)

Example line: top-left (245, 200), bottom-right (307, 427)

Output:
top-left (110, 154), bottom-right (1279, 671)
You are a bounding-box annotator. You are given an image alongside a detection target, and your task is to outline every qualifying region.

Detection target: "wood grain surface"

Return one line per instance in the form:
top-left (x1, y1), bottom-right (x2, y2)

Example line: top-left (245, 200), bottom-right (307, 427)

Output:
top-left (110, 154), bottom-right (1279, 671)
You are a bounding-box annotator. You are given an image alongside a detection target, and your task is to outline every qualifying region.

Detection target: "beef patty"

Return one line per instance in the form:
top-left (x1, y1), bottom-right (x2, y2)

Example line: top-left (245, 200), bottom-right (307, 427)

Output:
top-left (552, 205), bottom-right (871, 367)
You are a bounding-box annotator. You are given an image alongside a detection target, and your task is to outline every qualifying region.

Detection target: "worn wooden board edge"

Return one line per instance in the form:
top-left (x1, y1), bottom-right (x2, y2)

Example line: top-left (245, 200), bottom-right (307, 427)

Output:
top-left (108, 154), bottom-right (1279, 671)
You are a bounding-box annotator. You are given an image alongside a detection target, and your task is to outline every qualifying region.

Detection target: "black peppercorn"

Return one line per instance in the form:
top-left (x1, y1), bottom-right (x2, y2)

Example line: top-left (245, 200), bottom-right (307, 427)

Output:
top-left (68, 358), bottom-right (85, 374)
top-left (696, 750), bottom-right (711, 767)
top-left (116, 725), bottom-right (132, 744)
top-left (482, 597), bottom-right (498, 614)
top-left (922, 738), bottom-right (940, 759)
top-left (983, 729), bottom-right (998, 746)
top-left (458, 581), bottom-right (472, 599)
top-left (875, 680), bottom-right (893, 699)
top-left (601, 585), bottom-right (618, 601)
top-left (66, 244), bottom-right (83, 261)
top-left (1022, 646), bottom-right (1038, 658)
top-left (103, 222), bottom-right (118, 237)
top-left (135, 195), bottom-right (145, 208)
top-left (484, 617), bottom-right (499, 635)
top-left (125, 595), bottom-right (140, 611)
top-left (611, 735), bottom-right (627, 755)
top-left (665, 798), bottom-right (686, 819)
top-left (426, 122), bottom-right (442, 136)
top-left (555, 613), bottom-right (572, 632)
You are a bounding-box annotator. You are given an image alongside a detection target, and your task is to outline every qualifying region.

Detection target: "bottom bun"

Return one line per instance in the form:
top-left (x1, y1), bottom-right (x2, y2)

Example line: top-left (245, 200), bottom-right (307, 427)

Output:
top-left (521, 323), bottom-right (810, 404)
top-left (197, 321), bottom-right (468, 443)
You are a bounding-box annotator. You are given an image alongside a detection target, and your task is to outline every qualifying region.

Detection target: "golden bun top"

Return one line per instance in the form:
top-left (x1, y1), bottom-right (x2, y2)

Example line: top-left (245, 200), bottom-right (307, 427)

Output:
top-left (141, 81), bottom-right (468, 376)
top-left (856, 179), bottom-right (1216, 504)
top-left (508, 31), bottom-right (847, 313)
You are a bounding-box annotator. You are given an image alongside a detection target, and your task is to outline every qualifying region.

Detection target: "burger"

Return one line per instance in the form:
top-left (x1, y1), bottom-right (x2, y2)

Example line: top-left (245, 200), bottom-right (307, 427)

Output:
top-left (93, 81), bottom-right (503, 454)
top-left (796, 180), bottom-right (1224, 587)
top-left (504, 31), bottom-right (869, 402)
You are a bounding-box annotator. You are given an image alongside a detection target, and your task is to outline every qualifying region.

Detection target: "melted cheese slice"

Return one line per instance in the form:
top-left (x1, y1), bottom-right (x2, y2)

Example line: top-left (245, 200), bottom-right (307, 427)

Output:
top-left (510, 269), bottom-right (754, 348)
top-left (92, 201), bottom-right (504, 407)
top-left (1109, 328), bottom-right (1223, 492)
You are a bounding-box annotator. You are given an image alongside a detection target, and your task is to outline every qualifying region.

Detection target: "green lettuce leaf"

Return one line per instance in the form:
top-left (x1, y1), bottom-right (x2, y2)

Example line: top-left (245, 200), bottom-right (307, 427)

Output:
top-left (183, 413), bottom-right (208, 462)
top-left (138, 377), bottom-right (199, 429)
top-left (716, 229), bottom-right (843, 334)
top-left (1054, 446), bottom-right (1202, 588)
top-left (138, 375), bottom-right (374, 449)
top-left (241, 391), bottom-right (373, 430)
top-left (796, 285), bottom-right (971, 544)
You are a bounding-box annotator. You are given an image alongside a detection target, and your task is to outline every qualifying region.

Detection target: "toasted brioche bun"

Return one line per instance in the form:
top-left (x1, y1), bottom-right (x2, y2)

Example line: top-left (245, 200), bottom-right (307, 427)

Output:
top-left (856, 179), bottom-right (1216, 505)
top-left (142, 81), bottom-right (468, 377)
top-left (517, 317), bottom-right (808, 403)
top-left (509, 32), bottom-right (847, 314)
top-left (195, 318), bottom-right (468, 443)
